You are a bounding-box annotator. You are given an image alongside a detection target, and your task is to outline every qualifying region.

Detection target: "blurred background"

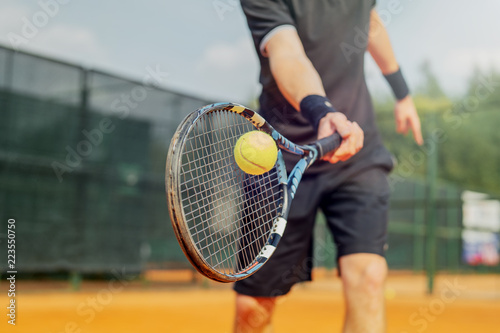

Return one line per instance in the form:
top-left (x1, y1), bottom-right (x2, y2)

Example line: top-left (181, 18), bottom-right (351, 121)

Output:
top-left (0, 0), bottom-right (499, 332)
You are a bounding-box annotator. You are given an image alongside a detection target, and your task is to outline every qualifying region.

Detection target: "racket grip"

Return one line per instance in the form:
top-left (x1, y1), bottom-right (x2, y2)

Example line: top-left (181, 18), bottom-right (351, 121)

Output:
top-left (315, 133), bottom-right (342, 159)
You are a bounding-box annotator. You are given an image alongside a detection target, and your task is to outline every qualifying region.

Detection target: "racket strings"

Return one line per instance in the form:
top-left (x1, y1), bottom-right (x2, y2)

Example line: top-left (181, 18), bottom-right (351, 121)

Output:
top-left (186, 111), bottom-right (245, 272)
top-left (185, 178), bottom-right (281, 234)
top-left (212, 201), bottom-right (278, 270)
top-left (180, 120), bottom-right (253, 168)
top-left (194, 189), bottom-right (280, 256)
top-left (178, 110), bottom-right (282, 276)
top-left (189, 114), bottom-right (247, 268)
top-left (180, 163), bottom-right (254, 206)
top-left (204, 128), bottom-right (274, 270)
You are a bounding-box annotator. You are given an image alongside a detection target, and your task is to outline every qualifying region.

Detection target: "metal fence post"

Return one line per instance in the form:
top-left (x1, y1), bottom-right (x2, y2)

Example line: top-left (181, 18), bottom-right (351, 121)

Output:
top-left (426, 114), bottom-right (438, 294)
top-left (413, 182), bottom-right (425, 272)
top-left (70, 68), bottom-right (90, 277)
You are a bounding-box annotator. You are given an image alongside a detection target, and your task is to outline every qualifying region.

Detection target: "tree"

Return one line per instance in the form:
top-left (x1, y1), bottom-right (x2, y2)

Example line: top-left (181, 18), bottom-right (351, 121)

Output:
top-left (415, 60), bottom-right (446, 99)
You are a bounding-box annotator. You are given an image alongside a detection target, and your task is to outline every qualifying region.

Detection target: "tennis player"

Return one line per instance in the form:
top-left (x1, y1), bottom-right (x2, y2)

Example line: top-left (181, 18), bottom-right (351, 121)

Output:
top-left (234, 1), bottom-right (423, 332)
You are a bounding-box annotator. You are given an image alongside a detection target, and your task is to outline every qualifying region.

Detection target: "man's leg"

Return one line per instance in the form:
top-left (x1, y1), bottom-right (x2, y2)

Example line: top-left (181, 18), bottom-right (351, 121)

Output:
top-left (319, 166), bottom-right (391, 332)
top-left (233, 175), bottom-right (321, 332)
top-left (339, 253), bottom-right (388, 333)
top-left (234, 294), bottom-right (276, 333)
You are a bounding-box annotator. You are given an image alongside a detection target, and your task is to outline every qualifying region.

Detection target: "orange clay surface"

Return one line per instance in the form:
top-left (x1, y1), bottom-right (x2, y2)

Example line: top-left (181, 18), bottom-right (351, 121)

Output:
top-left (1, 270), bottom-right (499, 333)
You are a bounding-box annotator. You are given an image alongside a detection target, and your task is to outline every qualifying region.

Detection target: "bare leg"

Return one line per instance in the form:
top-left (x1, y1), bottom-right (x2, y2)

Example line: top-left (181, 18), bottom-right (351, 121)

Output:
top-left (339, 253), bottom-right (388, 333)
top-left (233, 294), bottom-right (276, 333)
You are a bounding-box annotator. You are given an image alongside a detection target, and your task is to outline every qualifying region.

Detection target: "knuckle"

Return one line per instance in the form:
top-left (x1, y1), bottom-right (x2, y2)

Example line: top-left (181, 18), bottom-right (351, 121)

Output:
top-left (334, 113), bottom-right (347, 121)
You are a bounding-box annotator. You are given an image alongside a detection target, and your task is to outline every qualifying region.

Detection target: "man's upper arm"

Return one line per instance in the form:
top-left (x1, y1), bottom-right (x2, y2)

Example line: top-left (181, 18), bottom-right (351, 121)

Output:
top-left (240, 0), bottom-right (296, 56)
top-left (265, 28), bottom-right (307, 60)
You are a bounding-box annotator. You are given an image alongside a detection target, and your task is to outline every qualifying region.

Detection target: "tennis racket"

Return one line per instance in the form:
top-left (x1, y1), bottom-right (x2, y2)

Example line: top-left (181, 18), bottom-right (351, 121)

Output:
top-left (166, 102), bottom-right (341, 282)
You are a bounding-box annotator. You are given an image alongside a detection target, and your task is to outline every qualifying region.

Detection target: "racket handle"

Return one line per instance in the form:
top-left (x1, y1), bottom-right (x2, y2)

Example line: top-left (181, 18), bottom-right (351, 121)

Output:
top-left (315, 133), bottom-right (342, 159)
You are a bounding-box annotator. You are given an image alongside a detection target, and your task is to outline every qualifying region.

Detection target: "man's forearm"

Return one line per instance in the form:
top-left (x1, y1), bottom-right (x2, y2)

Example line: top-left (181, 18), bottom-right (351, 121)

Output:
top-left (269, 56), bottom-right (325, 110)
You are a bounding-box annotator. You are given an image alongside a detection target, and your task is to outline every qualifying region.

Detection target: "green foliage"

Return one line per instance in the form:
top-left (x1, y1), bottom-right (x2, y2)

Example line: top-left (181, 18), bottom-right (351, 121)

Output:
top-left (375, 63), bottom-right (500, 196)
top-left (415, 60), bottom-right (447, 99)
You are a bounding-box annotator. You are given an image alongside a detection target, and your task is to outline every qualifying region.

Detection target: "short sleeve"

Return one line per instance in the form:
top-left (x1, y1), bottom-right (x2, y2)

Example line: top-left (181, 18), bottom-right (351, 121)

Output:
top-left (240, 0), bottom-right (296, 57)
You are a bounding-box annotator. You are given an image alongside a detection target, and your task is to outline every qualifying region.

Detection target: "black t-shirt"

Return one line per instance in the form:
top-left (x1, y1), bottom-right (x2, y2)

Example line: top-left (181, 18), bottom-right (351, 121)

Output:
top-left (240, 0), bottom-right (393, 174)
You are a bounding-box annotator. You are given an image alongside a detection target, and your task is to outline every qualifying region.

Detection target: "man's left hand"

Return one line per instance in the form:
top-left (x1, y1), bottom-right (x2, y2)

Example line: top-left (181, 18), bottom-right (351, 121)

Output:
top-left (394, 95), bottom-right (423, 145)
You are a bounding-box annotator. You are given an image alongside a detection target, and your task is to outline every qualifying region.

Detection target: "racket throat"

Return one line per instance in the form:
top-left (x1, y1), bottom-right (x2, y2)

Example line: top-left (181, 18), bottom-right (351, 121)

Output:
top-left (287, 151), bottom-right (315, 199)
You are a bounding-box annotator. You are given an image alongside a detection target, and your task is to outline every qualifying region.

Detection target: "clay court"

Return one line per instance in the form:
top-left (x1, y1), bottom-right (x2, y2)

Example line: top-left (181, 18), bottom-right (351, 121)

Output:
top-left (1, 271), bottom-right (499, 333)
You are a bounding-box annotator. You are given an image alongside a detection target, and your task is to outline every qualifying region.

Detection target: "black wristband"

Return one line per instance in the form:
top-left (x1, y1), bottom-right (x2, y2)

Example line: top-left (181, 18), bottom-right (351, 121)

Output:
top-left (299, 95), bottom-right (337, 132)
top-left (384, 68), bottom-right (410, 101)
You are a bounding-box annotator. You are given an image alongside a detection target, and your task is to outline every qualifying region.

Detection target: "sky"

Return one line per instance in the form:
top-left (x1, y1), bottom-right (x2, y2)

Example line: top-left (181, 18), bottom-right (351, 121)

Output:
top-left (1, 0), bottom-right (499, 103)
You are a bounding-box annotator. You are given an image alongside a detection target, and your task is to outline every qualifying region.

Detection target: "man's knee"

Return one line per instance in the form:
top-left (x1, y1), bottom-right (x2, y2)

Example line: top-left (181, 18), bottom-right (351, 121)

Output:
top-left (235, 294), bottom-right (276, 331)
top-left (362, 258), bottom-right (388, 294)
top-left (340, 253), bottom-right (388, 296)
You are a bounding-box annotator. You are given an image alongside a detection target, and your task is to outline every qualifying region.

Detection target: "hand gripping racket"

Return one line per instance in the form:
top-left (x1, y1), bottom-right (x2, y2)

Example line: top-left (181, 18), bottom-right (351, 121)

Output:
top-left (166, 102), bottom-right (341, 282)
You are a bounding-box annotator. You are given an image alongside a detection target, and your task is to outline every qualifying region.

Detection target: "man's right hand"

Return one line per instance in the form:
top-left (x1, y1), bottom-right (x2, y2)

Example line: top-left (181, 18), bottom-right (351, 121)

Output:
top-left (317, 113), bottom-right (364, 164)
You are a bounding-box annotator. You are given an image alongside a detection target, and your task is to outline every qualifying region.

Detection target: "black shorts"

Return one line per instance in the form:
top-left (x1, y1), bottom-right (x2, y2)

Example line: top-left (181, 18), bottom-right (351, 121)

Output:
top-left (233, 166), bottom-right (391, 297)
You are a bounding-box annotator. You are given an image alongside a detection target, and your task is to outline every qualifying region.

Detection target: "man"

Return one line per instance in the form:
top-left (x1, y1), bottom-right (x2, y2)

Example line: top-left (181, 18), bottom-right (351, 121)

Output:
top-left (235, 1), bottom-right (423, 332)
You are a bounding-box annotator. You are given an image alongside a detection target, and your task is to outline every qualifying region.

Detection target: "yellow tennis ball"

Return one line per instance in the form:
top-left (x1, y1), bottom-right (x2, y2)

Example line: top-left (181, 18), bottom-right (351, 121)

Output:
top-left (234, 131), bottom-right (278, 175)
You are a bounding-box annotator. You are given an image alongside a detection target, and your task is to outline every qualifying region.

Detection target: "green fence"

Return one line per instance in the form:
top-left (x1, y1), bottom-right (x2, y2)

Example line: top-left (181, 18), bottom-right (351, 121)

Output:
top-left (0, 44), bottom-right (497, 279)
top-left (314, 179), bottom-right (464, 269)
top-left (0, 45), bottom-right (209, 274)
